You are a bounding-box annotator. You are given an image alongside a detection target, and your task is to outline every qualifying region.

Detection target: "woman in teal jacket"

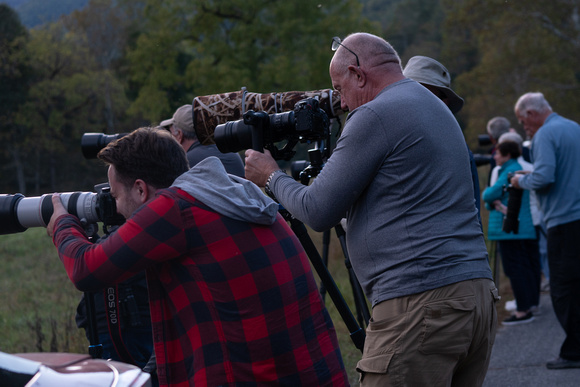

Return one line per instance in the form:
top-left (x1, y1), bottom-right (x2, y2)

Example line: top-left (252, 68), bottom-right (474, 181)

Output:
top-left (483, 141), bottom-right (541, 325)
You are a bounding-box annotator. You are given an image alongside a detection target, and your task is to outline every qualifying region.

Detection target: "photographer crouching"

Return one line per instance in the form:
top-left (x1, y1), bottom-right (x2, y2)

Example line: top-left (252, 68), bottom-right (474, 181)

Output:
top-left (245, 32), bottom-right (497, 386)
top-left (46, 127), bottom-right (349, 386)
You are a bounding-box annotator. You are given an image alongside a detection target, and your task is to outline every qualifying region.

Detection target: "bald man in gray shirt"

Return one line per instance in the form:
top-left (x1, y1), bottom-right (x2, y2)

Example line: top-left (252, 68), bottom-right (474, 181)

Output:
top-left (245, 32), bottom-right (497, 386)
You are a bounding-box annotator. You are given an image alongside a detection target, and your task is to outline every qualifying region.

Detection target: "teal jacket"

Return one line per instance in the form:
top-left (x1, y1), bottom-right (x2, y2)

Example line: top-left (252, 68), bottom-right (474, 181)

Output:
top-left (482, 159), bottom-right (536, 240)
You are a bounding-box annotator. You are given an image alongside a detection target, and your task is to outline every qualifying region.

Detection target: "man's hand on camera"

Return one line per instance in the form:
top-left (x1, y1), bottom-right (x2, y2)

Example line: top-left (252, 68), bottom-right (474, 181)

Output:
top-left (47, 193), bottom-right (69, 238)
top-left (244, 149), bottom-right (280, 187)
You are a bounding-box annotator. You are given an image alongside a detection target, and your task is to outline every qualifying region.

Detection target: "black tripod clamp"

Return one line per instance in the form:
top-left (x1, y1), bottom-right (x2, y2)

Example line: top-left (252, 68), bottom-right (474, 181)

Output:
top-left (277, 206), bottom-right (365, 352)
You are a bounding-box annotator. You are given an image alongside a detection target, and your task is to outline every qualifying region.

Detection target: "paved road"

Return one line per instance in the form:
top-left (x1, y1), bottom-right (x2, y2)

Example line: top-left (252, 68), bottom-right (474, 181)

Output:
top-left (483, 292), bottom-right (580, 386)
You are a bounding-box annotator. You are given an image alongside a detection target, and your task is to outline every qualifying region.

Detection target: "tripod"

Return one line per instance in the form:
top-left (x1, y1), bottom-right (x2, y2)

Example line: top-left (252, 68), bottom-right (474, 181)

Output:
top-left (278, 207), bottom-right (365, 352)
top-left (297, 149), bottom-right (371, 330)
top-left (325, 225), bottom-right (371, 329)
top-left (85, 228), bottom-right (104, 359)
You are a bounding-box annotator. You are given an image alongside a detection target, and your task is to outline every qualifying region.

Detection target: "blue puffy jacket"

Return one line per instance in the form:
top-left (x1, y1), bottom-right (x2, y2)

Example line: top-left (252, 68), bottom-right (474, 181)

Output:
top-left (482, 158), bottom-right (536, 240)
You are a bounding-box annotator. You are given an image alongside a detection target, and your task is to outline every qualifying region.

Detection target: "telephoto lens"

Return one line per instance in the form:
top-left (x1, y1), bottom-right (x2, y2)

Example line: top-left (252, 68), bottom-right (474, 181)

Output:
top-left (502, 186), bottom-right (523, 234)
top-left (0, 192), bottom-right (99, 235)
top-left (81, 133), bottom-right (127, 159)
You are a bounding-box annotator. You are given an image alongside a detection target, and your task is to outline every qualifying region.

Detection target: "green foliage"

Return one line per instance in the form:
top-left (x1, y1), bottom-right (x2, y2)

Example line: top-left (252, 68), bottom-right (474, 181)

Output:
top-left (441, 0), bottom-right (580, 146)
top-left (0, 3), bottom-right (29, 126)
top-left (0, 4), bottom-right (31, 193)
top-left (5, 3), bottom-right (132, 194)
top-left (362, 0), bottom-right (445, 62)
top-left (11, 22), bottom-right (116, 192)
top-left (125, 0), bottom-right (377, 122)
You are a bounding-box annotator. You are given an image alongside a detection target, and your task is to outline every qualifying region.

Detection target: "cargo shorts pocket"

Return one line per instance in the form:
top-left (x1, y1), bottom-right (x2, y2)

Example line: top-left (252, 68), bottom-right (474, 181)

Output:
top-left (356, 312), bottom-right (405, 381)
top-left (419, 297), bottom-right (476, 355)
top-left (356, 352), bottom-right (394, 382)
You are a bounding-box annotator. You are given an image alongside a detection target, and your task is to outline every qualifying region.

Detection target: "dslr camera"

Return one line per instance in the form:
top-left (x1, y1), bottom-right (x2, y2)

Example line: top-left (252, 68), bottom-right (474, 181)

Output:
top-left (472, 134), bottom-right (493, 167)
top-left (502, 172), bottom-right (524, 234)
top-left (214, 97), bottom-right (330, 160)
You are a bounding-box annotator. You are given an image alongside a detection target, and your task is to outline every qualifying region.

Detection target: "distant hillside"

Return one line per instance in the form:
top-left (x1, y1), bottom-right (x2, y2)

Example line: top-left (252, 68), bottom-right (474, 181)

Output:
top-left (1, 0), bottom-right (89, 28)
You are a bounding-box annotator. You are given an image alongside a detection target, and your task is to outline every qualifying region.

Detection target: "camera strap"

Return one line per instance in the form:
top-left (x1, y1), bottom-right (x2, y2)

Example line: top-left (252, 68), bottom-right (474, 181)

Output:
top-left (103, 285), bottom-right (137, 365)
top-left (241, 86), bottom-right (247, 114)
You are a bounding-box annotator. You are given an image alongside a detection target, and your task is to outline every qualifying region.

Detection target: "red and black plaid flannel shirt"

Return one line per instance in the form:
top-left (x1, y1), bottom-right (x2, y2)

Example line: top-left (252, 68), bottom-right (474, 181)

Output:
top-left (53, 187), bottom-right (349, 386)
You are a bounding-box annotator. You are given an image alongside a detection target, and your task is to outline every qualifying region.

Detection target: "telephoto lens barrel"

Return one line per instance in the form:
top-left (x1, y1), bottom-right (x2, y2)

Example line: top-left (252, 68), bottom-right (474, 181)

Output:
top-left (502, 187), bottom-right (523, 234)
top-left (81, 133), bottom-right (127, 159)
top-left (213, 120), bottom-right (255, 153)
top-left (0, 192), bottom-right (99, 235)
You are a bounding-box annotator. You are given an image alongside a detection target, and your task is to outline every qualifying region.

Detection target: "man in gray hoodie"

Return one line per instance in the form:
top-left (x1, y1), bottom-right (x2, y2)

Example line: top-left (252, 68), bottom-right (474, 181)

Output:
top-left (47, 127), bottom-right (348, 386)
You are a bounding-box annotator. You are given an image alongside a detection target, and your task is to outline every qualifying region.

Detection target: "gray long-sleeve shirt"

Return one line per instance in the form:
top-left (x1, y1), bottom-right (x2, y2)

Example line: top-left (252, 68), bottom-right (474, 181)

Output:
top-left (270, 79), bottom-right (491, 306)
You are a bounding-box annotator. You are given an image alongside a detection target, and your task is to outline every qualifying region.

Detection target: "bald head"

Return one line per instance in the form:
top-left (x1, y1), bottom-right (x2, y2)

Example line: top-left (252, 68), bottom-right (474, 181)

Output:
top-left (330, 33), bottom-right (404, 111)
top-left (331, 33), bottom-right (402, 74)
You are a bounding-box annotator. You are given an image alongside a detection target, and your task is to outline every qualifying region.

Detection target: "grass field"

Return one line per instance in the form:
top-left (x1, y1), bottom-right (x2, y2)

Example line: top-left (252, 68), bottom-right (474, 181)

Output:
top-left (0, 222), bottom-right (508, 386)
top-left (0, 228), bottom-right (87, 354)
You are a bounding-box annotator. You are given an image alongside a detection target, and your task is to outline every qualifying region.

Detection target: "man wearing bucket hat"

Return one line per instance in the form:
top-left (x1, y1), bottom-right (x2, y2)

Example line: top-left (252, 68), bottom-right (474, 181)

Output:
top-left (160, 104), bottom-right (245, 177)
top-left (403, 55), bottom-right (482, 223)
top-left (403, 55), bottom-right (464, 114)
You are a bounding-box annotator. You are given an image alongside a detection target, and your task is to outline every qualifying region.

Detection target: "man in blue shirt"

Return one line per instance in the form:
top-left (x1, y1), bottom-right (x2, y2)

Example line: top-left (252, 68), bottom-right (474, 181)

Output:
top-left (510, 92), bottom-right (580, 370)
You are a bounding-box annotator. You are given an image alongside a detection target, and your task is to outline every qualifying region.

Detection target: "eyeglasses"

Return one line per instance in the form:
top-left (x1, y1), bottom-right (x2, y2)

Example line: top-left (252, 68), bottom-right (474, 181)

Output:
top-left (331, 36), bottom-right (360, 68)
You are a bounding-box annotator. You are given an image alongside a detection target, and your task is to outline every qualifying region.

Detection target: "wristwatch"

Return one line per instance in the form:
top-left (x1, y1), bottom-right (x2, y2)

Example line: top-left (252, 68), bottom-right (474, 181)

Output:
top-left (265, 170), bottom-right (284, 200)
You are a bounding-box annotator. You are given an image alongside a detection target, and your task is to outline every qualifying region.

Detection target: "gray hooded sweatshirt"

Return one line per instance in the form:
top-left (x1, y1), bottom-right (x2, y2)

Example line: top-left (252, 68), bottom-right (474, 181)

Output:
top-left (172, 156), bottom-right (278, 225)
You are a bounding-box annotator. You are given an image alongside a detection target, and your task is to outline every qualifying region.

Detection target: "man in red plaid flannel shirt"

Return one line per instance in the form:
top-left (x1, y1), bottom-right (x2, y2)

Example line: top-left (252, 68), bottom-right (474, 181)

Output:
top-left (47, 128), bottom-right (349, 386)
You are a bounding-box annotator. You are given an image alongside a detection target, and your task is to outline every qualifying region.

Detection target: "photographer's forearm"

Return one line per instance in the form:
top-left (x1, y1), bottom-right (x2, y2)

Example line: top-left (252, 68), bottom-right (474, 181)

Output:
top-left (517, 140), bottom-right (557, 190)
top-left (51, 215), bottom-right (102, 291)
top-left (270, 172), bottom-right (349, 232)
top-left (517, 167), bottom-right (555, 191)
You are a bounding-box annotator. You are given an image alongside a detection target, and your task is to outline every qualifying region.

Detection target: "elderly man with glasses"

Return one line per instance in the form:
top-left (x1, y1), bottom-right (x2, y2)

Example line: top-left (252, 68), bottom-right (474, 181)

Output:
top-left (245, 32), bottom-right (497, 387)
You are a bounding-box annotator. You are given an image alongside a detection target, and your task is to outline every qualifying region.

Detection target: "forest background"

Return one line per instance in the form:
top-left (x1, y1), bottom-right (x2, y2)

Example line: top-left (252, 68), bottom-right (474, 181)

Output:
top-left (1, 0), bottom-right (579, 195)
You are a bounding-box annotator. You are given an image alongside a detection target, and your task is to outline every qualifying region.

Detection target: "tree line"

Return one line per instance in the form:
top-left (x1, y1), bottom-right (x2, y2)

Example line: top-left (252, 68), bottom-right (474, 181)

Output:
top-left (1, 0), bottom-right (578, 195)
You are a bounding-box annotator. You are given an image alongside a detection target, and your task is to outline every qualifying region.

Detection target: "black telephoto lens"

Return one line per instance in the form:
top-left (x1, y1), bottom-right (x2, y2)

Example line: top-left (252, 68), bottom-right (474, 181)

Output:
top-left (81, 133), bottom-right (127, 159)
top-left (214, 121), bottom-right (254, 153)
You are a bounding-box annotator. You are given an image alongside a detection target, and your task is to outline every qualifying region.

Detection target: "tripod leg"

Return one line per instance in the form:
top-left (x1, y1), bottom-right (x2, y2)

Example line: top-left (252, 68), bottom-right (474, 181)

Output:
top-left (84, 292), bottom-right (103, 359)
top-left (319, 230), bottom-right (331, 302)
top-left (334, 224), bottom-right (371, 328)
top-left (286, 215), bottom-right (365, 352)
top-left (347, 264), bottom-right (371, 328)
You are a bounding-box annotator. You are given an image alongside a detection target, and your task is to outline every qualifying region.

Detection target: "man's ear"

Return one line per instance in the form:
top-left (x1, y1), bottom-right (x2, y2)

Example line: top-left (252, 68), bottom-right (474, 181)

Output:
top-left (171, 127), bottom-right (183, 143)
top-left (134, 179), bottom-right (151, 203)
top-left (348, 65), bottom-right (367, 88)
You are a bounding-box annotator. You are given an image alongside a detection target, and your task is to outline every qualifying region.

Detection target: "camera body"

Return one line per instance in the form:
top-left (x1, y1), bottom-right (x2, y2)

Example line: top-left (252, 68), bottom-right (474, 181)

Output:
top-left (502, 171), bottom-right (523, 234)
top-left (472, 134), bottom-right (494, 167)
top-left (214, 97), bottom-right (330, 160)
